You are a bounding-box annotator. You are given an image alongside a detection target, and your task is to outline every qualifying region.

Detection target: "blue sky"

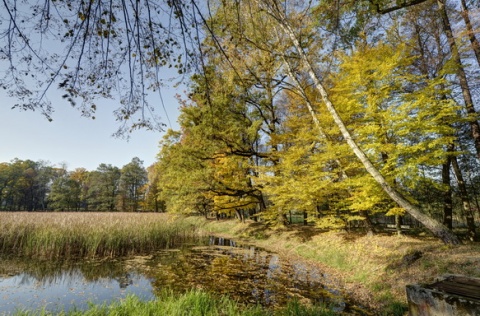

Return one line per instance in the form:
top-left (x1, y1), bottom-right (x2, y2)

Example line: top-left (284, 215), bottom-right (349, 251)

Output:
top-left (0, 88), bottom-right (181, 171)
top-left (0, 3), bottom-right (190, 172)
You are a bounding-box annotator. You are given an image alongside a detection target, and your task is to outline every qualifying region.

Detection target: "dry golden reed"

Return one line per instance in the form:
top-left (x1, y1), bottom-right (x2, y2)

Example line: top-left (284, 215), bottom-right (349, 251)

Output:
top-left (0, 212), bottom-right (206, 259)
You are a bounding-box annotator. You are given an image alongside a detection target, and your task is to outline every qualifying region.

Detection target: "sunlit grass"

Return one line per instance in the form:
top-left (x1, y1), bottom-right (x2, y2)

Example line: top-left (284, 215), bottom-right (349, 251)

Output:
top-left (203, 219), bottom-right (480, 315)
top-left (0, 212), bottom-right (207, 259)
top-left (14, 290), bottom-right (336, 316)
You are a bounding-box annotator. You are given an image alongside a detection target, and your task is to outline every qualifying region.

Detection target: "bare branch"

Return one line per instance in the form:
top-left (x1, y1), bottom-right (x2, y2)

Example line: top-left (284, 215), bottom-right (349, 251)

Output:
top-left (369, 0), bottom-right (431, 14)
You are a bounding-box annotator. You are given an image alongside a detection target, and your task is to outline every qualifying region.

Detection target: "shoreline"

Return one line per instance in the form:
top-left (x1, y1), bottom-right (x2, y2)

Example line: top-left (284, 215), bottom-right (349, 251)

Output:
top-left (201, 218), bottom-right (480, 315)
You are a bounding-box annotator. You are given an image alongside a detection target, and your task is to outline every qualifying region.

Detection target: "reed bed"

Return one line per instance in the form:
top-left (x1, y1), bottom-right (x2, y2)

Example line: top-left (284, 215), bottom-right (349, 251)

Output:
top-left (0, 212), bottom-right (206, 259)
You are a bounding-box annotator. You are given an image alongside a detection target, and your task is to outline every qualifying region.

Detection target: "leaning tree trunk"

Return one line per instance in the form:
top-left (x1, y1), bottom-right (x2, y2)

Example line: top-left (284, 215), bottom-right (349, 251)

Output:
top-left (269, 3), bottom-right (461, 244)
top-left (282, 57), bottom-right (378, 235)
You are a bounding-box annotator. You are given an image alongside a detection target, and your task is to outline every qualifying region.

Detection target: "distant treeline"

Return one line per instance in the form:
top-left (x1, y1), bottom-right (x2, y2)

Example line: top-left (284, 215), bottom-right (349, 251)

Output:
top-left (0, 157), bottom-right (161, 212)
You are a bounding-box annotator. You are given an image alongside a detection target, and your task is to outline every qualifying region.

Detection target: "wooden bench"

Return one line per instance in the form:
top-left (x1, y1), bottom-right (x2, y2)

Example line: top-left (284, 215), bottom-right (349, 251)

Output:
top-left (386, 224), bottom-right (411, 229)
top-left (406, 275), bottom-right (480, 315)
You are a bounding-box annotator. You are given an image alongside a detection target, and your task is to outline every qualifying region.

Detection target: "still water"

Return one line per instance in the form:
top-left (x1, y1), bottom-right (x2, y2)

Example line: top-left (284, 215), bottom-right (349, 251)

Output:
top-left (0, 237), bottom-right (357, 314)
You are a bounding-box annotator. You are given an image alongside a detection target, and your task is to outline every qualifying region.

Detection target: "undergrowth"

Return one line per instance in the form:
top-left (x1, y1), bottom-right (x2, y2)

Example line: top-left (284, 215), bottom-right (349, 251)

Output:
top-left (14, 290), bottom-right (337, 316)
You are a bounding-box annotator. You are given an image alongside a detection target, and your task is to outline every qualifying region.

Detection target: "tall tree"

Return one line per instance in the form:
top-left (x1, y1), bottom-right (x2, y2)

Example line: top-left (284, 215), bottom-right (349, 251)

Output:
top-left (118, 157), bottom-right (148, 212)
top-left (460, 0), bottom-right (480, 67)
top-left (257, 0), bottom-right (461, 243)
top-left (69, 168), bottom-right (90, 211)
top-left (436, 0), bottom-right (480, 159)
top-left (87, 164), bottom-right (121, 211)
top-left (143, 164), bottom-right (165, 212)
top-left (156, 129), bottom-right (215, 216)
top-left (48, 169), bottom-right (82, 211)
top-left (157, 70), bottom-right (263, 218)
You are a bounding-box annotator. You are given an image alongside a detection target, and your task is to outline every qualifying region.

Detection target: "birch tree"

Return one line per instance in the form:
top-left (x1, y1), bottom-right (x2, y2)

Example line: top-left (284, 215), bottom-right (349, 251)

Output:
top-left (257, 0), bottom-right (461, 244)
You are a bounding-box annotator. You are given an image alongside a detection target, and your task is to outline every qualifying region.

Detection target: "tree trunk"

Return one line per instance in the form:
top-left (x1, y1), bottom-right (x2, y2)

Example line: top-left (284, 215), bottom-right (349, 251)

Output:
top-left (361, 210), bottom-right (375, 236)
top-left (272, 4), bottom-right (461, 244)
top-left (395, 215), bottom-right (403, 236)
top-left (251, 208), bottom-right (258, 222)
top-left (258, 192), bottom-right (268, 222)
top-left (442, 154), bottom-right (453, 230)
top-left (438, 0), bottom-right (480, 159)
top-left (460, 0), bottom-right (480, 67)
top-left (451, 156), bottom-right (478, 241)
top-left (235, 209), bottom-right (245, 222)
top-left (465, 165), bottom-right (480, 219)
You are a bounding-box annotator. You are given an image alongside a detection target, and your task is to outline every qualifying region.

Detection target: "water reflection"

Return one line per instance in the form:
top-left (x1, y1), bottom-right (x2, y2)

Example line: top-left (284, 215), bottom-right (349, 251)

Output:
top-left (0, 237), bottom-right (356, 314)
top-left (146, 236), bottom-right (345, 309)
top-left (0, 269), bottom-right (153, 314)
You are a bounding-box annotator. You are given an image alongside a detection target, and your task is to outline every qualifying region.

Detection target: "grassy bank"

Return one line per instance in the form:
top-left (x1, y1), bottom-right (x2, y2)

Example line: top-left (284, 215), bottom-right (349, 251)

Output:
top-left (2, 213), bottom-right (479, 315)
top-left (15, 290), bottom-right (336, 316)
top-left (201, 219), bottom-right (480, 315)
top-left (0, 212), bottom-right (206, 259)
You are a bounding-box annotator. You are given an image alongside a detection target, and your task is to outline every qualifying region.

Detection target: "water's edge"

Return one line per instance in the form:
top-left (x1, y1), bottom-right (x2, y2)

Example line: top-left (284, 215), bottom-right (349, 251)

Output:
top-left (0, 236), bottom-right (366, 314)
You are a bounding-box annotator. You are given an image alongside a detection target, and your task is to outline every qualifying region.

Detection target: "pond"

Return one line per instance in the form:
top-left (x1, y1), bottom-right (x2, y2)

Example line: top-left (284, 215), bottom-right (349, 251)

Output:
top-left (0, 236), bottom-right (365, 314)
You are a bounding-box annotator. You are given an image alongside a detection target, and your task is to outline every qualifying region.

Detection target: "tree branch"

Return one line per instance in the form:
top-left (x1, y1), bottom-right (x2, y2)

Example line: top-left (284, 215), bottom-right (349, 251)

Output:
top-left (369, 0), bottom-right (431, 14)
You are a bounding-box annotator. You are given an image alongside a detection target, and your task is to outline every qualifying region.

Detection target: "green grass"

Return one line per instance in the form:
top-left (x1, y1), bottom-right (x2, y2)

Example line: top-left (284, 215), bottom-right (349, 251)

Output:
top-left (201, 218), bottom-right (480, 313)
top-left (0, 212), bottom-right (207, 259)
top-left (14, 290), bottom-right (337, 316)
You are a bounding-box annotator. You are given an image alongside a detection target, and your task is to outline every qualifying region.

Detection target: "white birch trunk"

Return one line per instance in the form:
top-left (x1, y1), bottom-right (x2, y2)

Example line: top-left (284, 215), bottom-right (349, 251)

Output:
top-left (267, 1), bottom-right (460, 244)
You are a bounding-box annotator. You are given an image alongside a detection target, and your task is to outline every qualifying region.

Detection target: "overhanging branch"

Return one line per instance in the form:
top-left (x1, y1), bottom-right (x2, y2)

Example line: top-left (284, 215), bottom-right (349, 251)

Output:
top-left (369, 0), bottom-right (431, 14)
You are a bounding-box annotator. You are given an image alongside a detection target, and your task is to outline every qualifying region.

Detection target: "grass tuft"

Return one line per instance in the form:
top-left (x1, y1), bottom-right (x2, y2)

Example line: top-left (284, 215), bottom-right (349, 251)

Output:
top-left (13, 290), bottom-right (336, 316)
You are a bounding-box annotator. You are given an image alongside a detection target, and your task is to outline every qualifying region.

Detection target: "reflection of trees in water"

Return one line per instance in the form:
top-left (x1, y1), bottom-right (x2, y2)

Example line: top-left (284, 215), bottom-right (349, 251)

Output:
top-left (0, 257), bottom-right (138, 290)
top-left (209, 236), bottom-right (237, 247)
top-left (116, 273), bottom-right (133, 289)
top-left (1, 240), bottom-right (346, 310)
top-left (147, 244), bottom-right (340, 308)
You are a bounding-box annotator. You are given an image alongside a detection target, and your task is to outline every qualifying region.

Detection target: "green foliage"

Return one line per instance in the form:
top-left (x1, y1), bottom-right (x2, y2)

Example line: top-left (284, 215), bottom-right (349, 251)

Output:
top-left (86, 164), bottom-right (122, 211)
top-left (48, 174), bottom-right (82, 211)
top-left (142, 164), bottom-right (165, 212)
top-left (0, 159), bottom-right (54, 211)
top-left (153, 6), bottom-right (466, 231)
top-left (321, 40), bottom-right (461, 222)
top-left (155, 63), bottom-right (266, 217)
top-left (0, 159), bottom-right (153, 212)
top-left (156, 129), bottom-right (215, 215)
top-left (14, 290), bottom-right (337, 316)
top-left (117, 157), bottom-right (148, 212)
top-left (1, 0), bottom-right (480, 240)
